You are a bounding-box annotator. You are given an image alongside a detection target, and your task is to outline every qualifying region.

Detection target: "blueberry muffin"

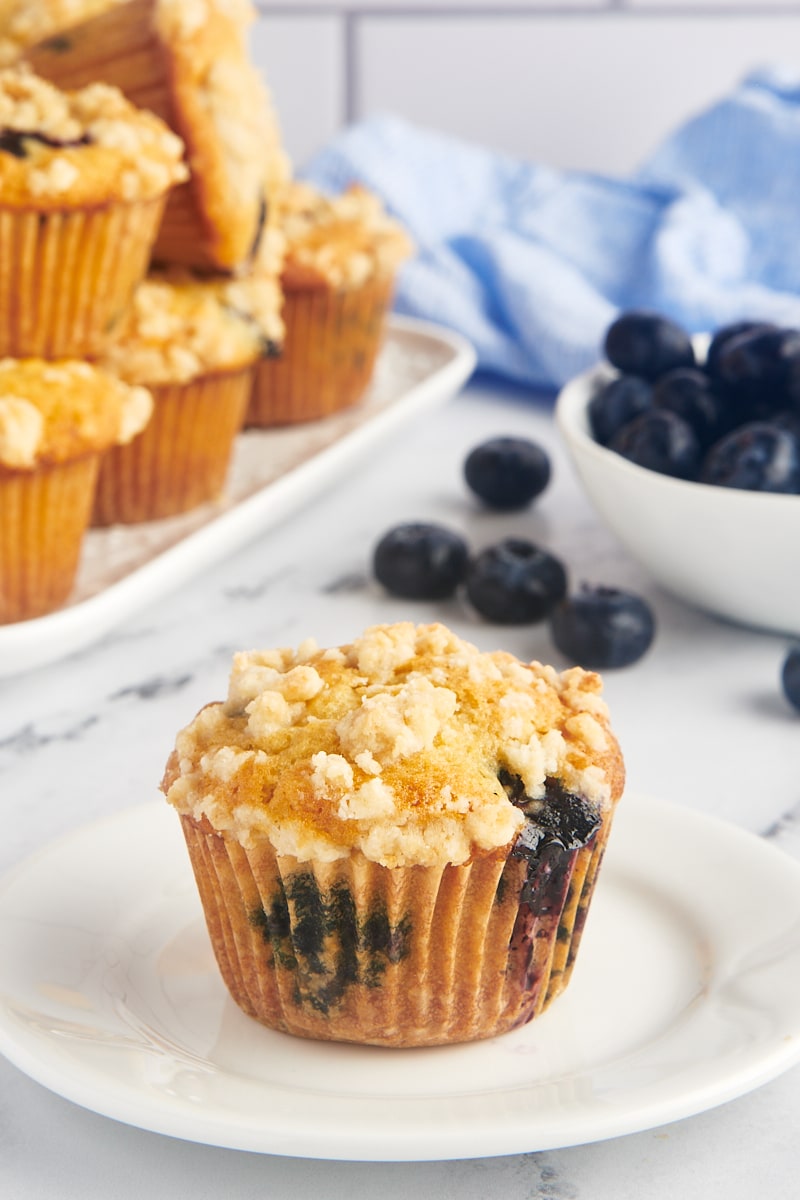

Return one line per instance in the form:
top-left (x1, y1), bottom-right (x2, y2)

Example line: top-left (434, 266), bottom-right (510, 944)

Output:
top-left (94, 266), bottom-right (284, 523)
top-left (0, 63), bottom-right (186, 356)
top-left (162, 621), bottom-right (624, 1047)
top-left (14, 0), bottom-right (290, 272)
top-left (0, 357), bottom-right (151, 620)
top-left (247, 182), bottom-right (414, 426)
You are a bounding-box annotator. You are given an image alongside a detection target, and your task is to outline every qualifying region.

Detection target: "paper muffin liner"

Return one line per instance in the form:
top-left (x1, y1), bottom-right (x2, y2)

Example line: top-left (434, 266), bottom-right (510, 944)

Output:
top-left (92, 366), bottom-right (252, 525)
top-left (0, 454), bottom-right (98, 623)
top-left (246, 275), bottom-right (396, 427)
top-left (179, 805), bottom-right (613, 1048)
top-left (0, 198), bottom-right (165, 358)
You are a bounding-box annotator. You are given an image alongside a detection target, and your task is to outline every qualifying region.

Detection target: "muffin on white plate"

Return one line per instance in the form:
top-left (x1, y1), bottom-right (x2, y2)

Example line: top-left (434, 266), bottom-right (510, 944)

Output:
top-left (162, 621), bottom-right (625, 1047)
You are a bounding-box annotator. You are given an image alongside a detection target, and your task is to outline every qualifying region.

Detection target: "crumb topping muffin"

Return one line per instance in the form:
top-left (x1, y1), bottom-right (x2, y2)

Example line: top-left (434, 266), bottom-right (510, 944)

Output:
top-left (0, 358), bottom-right (151, 469)
top-left (152, 0), bottom-right (290, 265)
top-left (0, 64), bottom-right (186, 205)
top-left (11, 0), bottom-right (290, 267)
top-left (101, 268), bottom-right (284, 386)
top-left (281, 182), bottom-right (414, 290)
top-left (163, 621), bottom-right (622, 870)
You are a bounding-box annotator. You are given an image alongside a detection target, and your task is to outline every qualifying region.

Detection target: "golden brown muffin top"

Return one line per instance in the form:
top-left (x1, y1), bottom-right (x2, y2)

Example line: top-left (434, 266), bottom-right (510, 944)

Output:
top-left (280, 182), bottom-right (414, 290)
top-left (0, 64), bottom-right (186, 206)
top-left (101, 267), bottom-right (285, 386)
top-left (0, 358), bottom-right (152, 468)
top-left (162, 622), bottom-right (624, 870)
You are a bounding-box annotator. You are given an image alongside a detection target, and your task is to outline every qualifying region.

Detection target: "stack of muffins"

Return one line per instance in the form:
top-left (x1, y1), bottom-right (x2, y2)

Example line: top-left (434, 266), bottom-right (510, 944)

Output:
top-left (0, 0), bottom-right (413, 623)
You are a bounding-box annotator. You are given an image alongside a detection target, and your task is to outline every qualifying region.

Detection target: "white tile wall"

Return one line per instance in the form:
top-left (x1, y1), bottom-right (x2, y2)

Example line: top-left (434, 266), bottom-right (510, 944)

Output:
top-left (259, 2), bottom-right (609, 10)
top-left (249, 14), bottom-right (344, 169)
top-left (252, 5), bottom-right (800, 173)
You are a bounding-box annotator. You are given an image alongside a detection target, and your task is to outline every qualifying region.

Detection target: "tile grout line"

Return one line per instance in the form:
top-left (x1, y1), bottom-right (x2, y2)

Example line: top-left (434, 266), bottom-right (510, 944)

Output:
top-left (344, 11), bottom-right (359, 125)
top-left (256, 5), bottom-right (800, 16)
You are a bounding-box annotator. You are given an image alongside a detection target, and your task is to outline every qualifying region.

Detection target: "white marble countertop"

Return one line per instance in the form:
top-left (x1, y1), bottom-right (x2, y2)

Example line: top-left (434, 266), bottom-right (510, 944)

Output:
top-left (2, 371), bottom-right (799, 1199)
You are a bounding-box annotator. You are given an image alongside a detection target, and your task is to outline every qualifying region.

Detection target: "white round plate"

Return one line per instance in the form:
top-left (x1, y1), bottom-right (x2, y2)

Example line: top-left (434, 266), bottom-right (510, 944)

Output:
top-left (1, 796), bottom-right (800, 1161)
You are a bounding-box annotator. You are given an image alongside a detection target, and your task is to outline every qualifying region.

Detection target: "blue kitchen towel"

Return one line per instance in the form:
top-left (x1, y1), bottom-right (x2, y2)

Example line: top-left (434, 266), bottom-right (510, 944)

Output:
top-left (303, 67), bottom-right (800, 391)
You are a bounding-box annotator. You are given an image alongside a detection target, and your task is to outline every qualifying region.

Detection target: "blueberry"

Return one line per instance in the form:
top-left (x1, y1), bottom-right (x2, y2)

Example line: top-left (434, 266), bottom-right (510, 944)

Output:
top-left (782, 646), bottom-right (800, 713)
top-left (700, 422), bottom-right (800, 493)
top-left (373, 523), bottom-right (469, 599)
top-left (652, 367), bottom-right (727, 449)
top-left (604, 311), bottom-right (695, 380)
top-left (464, 436), bottom-right (551, 510)
top-left (466, 538), bottom-right (567, 624)
top-left (714, 326), bottom-right (800, 416)
top-left (608, 409), bottom-right (701, 479)
top-left (704, 321), bottom-right (774, 381)
top-left (550, 585), bottom-right (656, 669)
top-left (588, 374), bottom-right (653, 446)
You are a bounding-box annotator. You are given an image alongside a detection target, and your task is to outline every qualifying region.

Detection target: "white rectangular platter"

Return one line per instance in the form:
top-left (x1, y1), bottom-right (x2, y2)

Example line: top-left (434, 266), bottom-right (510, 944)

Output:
top-left (0, 316), bottom-right (475, 678)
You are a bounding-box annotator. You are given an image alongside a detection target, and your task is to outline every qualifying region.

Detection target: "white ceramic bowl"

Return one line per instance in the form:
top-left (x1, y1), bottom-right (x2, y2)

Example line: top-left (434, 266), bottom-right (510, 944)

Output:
top-left (556, 360), bottom-right (800, 636)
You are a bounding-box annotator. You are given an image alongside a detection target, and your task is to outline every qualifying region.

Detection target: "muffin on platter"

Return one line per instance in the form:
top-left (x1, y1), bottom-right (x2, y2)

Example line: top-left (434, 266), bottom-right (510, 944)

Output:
top-left (161, 621), bottom-right (624, 1048)
top-left (93, 265), bottom-right (284, 524)
top-left (0, 63), bottom-right (186, 357)
top-left (0, 357), bottom-right (152, 622)
top-left (15, 0), bottom-right (290, 272)
top-left (247, 181), bottom-right (414, 426)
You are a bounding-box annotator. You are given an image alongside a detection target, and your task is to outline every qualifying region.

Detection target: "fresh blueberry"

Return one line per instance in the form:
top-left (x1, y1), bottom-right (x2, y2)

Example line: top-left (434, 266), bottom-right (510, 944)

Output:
top-left (704, 321), bottom-right (774, 381)
top-left (608, 409), bottom-right (701, 479)
top-left (713, 326), bottom-right (800, 416)
top-left (700, 422), bottom-right (800, 493)
top-left (373, 523), bottom-right (469, 599)
top-left (588, 374), bottom-right (653, 446)
top-left (604, 311), bottom-right (695, 380)
top-left (466, 538), bottom-right (567, 624)
top-left (464, 436), bottom-right (551, 510)
top-left (782, 646), bottom-right (800, 713)
top-left (652, 367), bottom-right (727, 449)
top-left (550, 585), bottom-right (656, 669)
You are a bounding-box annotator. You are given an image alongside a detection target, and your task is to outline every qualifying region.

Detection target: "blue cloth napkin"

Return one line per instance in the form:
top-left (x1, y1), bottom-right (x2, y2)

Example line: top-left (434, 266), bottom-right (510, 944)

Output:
top-left (303, 67), bottom-right (800, 391)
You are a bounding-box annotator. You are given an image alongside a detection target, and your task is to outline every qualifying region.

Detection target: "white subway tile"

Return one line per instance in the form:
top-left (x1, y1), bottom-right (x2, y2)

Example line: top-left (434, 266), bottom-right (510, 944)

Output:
top-left (257, 2), bottom-right (608, 11)
top-left (355, 14), bottom-right (800, 174)
top-left (250, 15), bottom-right (344, 170)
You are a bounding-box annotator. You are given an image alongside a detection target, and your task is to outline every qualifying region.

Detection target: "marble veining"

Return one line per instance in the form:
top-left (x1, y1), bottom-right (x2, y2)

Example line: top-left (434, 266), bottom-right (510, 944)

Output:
top-left (110, 675), bottom-right (194, 702)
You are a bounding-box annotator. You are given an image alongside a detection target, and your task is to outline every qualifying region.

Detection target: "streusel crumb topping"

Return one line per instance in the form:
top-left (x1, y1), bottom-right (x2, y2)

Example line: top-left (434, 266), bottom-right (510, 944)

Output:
top-left (0, 65), bottom-right (186, 205)
top-left (162, 622), bottom-right (623, 869)
top-left (102, 268), bottom-right (285, 385)
top-left (281, 182), bottom-right (414, 290)
top-left (0, 1), bottom-right (126, 65)
top-left (0, 357), bottom-right (152, 468)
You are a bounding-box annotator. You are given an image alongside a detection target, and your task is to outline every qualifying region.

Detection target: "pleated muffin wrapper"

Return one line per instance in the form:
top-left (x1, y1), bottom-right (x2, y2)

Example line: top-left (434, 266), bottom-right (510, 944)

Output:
top-left (92, 365), bottom-right (253, 525)
top-left (246, 273), bottom-right (396, 427)
top-left (0, 452), bottom-right (99, 623)
top-left (0, 196), bottom-right (166, 358)
top-left (179, 794), bottom-right (614, 1048)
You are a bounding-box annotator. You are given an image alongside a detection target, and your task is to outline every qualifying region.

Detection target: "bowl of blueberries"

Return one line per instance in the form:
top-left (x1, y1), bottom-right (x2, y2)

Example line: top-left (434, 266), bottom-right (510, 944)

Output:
top-left (556, 311), bottom-right (800, 636)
